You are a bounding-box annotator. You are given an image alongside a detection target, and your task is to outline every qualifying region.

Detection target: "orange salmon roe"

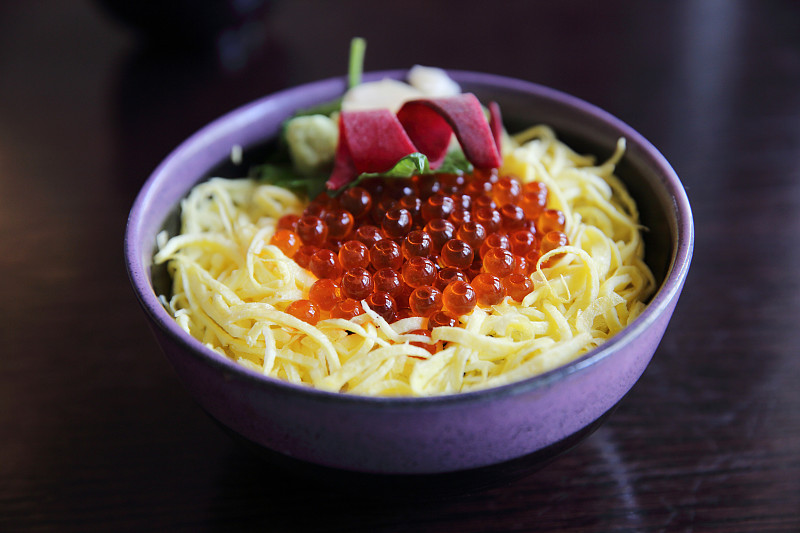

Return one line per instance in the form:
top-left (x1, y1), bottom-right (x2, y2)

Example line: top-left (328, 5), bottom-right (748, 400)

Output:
top-left (341, 267), bottom-right (374, 300)
top-left (276, 172), bottom-right (568, 354)
top-left (402, 230), bottom-right (433, 259)
top-left (409, 285), bottom-right (443, 317)
top-left (428, 310), bottom-right (457, 329)
top-left (472, 273), bottom-right (506, 306)
top-left (402, 256), bottom-right (437, 288)
top-left (270, 229), bottom-right (301, 257)
top-left (286, 299), bottom-right (320, 325)
top-left (440, 239), bottom-right (474, 270)
top-left (309, 278), bottom-right (342, 311)
top-left (338, 240), bottom-right (370, 270)
top-left (324, 208), bottom-right (354, 240)
top-left (339, 186), bottom-right (372, 219)
top-left (373, 267), bottom-right (403, 298)
top-left (331, 298), bottom-right (363, 320)
top-left (370, 239), bottom-right (403, 270)
top-left (503, 273), bottom-right (534, 302)
top-left (296, 215), bottom-right (328, 246)
top-left (309, 248), bottom-right (341, 280)
top-left (442, 280), bottom-right (477, 316)
top-left (365, 291), bottom-right (397, 323)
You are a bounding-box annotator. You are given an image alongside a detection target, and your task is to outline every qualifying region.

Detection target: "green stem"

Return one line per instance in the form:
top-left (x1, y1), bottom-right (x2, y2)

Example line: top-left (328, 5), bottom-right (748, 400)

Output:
top-left (348, 37), bottom-right (366, 89)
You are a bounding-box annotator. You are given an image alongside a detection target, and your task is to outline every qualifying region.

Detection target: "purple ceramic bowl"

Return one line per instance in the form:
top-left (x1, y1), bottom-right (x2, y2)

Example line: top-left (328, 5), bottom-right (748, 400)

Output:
top-left (125, 70), bottom-right (693, 478)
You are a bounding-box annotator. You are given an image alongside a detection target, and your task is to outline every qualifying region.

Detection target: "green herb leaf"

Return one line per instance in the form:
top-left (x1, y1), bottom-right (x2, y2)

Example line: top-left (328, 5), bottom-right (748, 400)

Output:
top-left (343, 152), bottom-right (429, 188)
top-left (331, 150), bottom-right (474, 195)
top-left (377, 152), bottom-right (430, 177)
top-left (437, 149), bottom-right (474, 174)
top-left (250, 163), bottom-right (327, 199)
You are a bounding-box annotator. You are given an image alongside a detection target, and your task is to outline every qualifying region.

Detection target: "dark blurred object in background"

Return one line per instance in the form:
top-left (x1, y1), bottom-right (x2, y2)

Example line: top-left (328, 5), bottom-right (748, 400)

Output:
top-left (100, 0), bottom-right (287, 196)
top-left (96, 0), bottom-right (271, 50)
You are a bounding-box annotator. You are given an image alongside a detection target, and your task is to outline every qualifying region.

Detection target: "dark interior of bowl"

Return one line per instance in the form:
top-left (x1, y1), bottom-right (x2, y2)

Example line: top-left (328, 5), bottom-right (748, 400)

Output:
top-left (150, 138), bottom-right (279, 297)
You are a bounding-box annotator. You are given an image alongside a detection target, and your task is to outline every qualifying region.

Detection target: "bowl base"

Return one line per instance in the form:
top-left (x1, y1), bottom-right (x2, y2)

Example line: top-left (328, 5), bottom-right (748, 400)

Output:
top-left (211, 402), bottom-right (619, 500)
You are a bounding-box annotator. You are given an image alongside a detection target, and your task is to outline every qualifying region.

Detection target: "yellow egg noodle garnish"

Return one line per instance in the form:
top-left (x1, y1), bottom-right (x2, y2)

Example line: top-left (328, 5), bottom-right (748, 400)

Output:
top-left (154, 126), bottom-right (656, 396)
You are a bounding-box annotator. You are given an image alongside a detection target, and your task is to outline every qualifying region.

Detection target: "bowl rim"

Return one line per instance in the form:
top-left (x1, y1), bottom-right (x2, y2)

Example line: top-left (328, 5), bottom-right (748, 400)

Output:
top-left (125, 69), bottom-right (694, 408)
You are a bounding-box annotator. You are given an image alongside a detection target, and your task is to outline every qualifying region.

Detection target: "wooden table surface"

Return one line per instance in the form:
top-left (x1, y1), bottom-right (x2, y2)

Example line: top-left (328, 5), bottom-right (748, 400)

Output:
top-left (2, 1), bottom-right (799, 531)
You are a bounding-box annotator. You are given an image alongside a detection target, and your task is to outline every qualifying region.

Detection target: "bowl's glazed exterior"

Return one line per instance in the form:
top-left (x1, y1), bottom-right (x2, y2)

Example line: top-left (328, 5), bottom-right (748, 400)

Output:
top-left (126, 71), bottom-right (693, 475)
